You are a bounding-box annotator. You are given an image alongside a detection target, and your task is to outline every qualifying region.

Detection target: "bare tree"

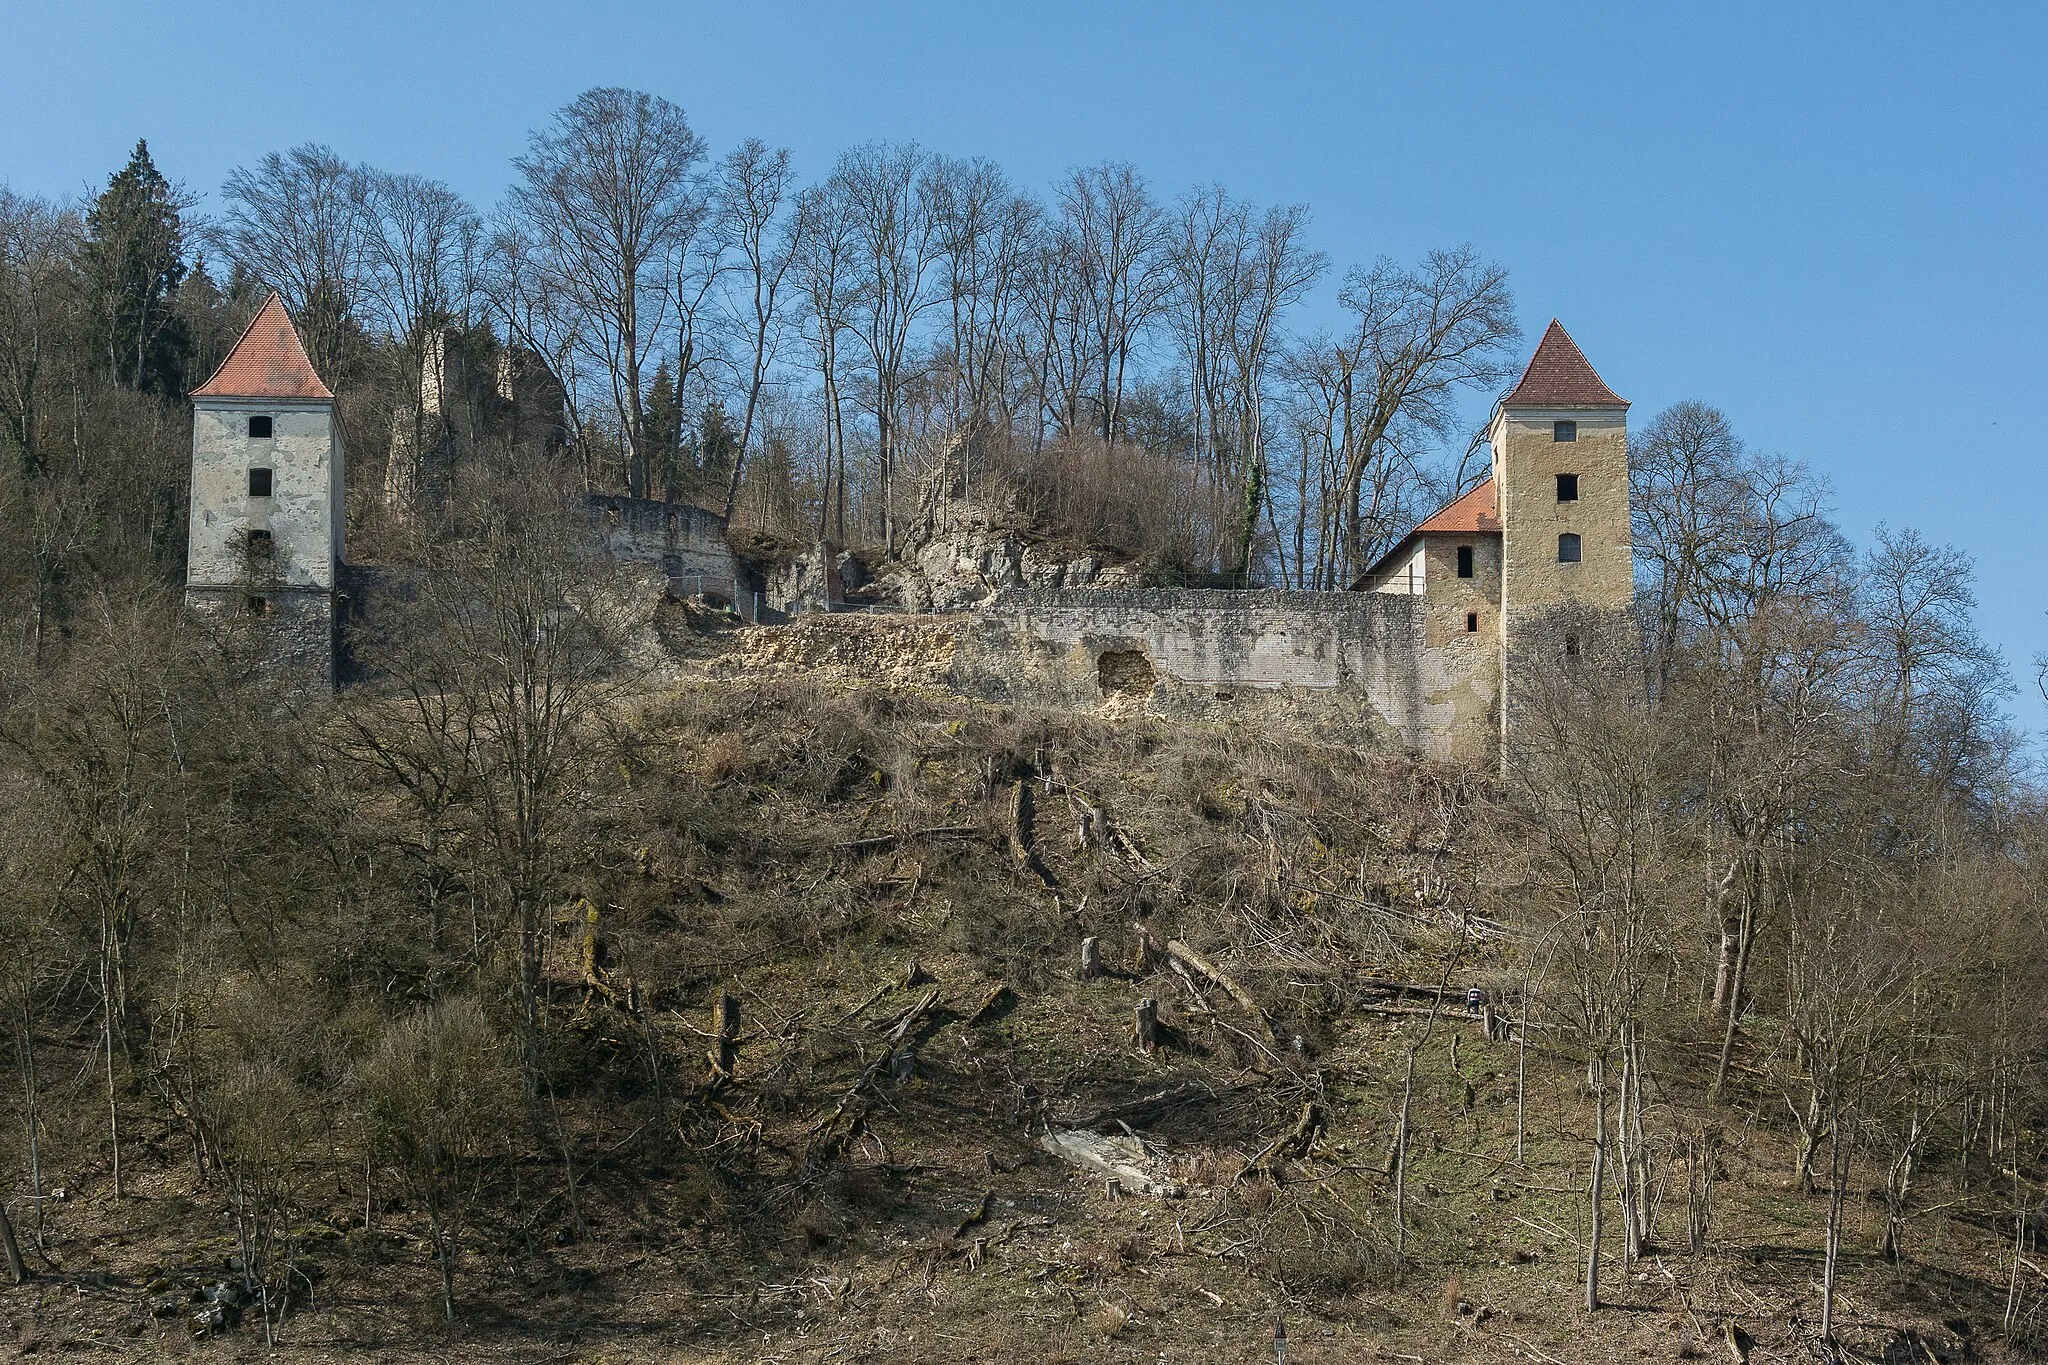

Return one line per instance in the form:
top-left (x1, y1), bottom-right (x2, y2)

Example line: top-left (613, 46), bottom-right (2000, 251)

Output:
top-left (832, 142), bottom-right (945, 551)
top-left (357, 169), bottom-right (483, 510)
top-left (713, 139), bottom-right (802, 520)
top-left (1511, 611), bottom-right (1673, 1311)
top-left (510, 88), bottom-right (709, 497)
top-left (1020, 222), bottom-right (1092, 445)
top-left (931, 157), bottom-right (1039, 484)
top-left (356, 998), bottom-right (517, 1321)
top-left (0, 192), bottom-right (84, 477)
top-left (1059, 163), bottom-right (1167, 443)
top-left (1629, 402), bottom-right (1750, 697)
top-left (370, 467), bottom-right (623, 1093)
top-left (1330, 248), bottom-right (1518, 583)
top-left (791, 184), bottom-right (861, 540)
top-left (1862, 524), bottom-right (2007, 785)
top-left (1218, 203), bottom-right (1324, 581)
top-left (482, 214), bottom-right (592, 485)
top-left (215, 145), bottom-right (371, 378)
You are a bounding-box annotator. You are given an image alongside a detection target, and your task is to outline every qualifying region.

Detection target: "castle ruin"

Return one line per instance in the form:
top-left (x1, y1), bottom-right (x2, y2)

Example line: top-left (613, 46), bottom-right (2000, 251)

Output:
top-left (185, 303), bottom-right (1633, 766)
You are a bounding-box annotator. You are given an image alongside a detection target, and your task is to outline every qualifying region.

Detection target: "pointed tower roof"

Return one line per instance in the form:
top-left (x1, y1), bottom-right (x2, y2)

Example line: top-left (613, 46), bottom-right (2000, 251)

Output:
top-left (1502, 320), bottom-right (1625, 409)
top-left (191, 294), bottom-right (333, 400)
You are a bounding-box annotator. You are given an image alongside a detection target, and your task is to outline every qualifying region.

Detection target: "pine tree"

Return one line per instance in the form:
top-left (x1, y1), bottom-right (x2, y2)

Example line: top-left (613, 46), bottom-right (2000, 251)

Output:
top-left (696, 399), bottom-right (739, 497)
top-left (643, 361), bottom-right (683, 500)
top-left (82, 140), bottom-right (191, 398)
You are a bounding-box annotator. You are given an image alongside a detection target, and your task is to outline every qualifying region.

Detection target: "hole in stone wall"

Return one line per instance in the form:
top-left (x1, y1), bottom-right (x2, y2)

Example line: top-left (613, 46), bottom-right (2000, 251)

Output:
top-left (1096, 648), bottom-right (1157, 698)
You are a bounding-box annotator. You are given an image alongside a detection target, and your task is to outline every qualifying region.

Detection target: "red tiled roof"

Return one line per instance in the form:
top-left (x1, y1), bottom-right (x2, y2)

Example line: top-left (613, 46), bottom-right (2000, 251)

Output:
top-left (191, 294), bottom-right (332, 400)
top-left (1351, 477), bottom-right (1500, 588)
top-left (1502, 319), bottom-right (1625, 409)
top-left (1414, 476), bottom-right (1499, 535)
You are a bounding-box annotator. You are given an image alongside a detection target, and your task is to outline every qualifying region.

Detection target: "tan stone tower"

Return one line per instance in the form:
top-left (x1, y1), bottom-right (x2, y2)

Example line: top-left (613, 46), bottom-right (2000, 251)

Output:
top-left (1488, 319), bottom-right (1632, 751)
top-left (186, 295), bottom-right (346, 686)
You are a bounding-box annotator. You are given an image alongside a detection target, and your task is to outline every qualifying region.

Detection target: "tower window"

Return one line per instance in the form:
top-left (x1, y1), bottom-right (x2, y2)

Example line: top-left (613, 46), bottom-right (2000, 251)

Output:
top-left (248, 415), bottom-right (273, 439)
top-left (1456, 545), bottom-right (1474, 578)
top-left (246, 595), bottom-right (269, 615)
top-left (1558, 532), bottom-right (1582, 563)
top-left (1553, 420), bottom-right (1576, 442)
top-left (1465, 612), bottom-right (1479, 633)
top-left (1556, 473), bottom-right (1579, 502)
top-left (249, 468), bottom-right (272, 497)
top-left (1565, 633), bottom-right (1581, 658)
top-left (247, 529), bottom-right (272, 552)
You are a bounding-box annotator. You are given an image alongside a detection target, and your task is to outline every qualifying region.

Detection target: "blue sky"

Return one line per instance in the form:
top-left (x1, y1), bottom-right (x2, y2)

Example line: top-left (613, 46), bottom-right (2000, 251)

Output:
top-left (4, 1), bottom-right (2044, 737)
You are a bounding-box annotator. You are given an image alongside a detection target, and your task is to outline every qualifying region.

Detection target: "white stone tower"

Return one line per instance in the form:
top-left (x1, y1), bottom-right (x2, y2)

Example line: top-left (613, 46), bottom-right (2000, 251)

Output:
top-left (185, 294), bottom-right (346, 685)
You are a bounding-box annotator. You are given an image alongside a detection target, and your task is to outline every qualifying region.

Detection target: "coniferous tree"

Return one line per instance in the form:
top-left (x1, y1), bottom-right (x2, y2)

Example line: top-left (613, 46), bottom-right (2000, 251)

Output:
top-left (696, 399), bottom-right (738, 499)
top-left (81, 140), bottom-right (191, 398)
top-left (643, 360), bottom-right (683, 499)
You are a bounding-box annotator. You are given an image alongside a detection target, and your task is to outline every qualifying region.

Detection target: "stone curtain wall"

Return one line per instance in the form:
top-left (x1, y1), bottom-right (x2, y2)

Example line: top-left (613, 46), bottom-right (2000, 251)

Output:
top-left (587, 496), bottom-right (746, 610)
top-left (956, 588), bottom-right (1498, 762)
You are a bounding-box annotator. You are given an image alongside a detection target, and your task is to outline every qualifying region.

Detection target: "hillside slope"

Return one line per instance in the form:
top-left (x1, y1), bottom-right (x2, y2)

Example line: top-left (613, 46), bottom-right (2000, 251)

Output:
top-left (0, 658), bottom-right (2032, 1364)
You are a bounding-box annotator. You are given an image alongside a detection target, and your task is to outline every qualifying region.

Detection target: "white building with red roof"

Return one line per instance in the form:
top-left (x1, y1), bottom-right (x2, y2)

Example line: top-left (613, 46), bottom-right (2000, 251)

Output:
top-left (185, 295), bottom-right (347, 685)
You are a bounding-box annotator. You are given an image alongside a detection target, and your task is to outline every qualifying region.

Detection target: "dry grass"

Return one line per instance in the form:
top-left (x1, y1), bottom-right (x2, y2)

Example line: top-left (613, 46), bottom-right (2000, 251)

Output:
top-left (0, 670), bottom-right (2034, 1363)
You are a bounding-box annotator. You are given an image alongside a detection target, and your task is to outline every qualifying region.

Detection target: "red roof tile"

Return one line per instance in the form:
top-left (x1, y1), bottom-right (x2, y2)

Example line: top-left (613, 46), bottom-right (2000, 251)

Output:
top-left (1414, 476), bottom-right (1500, 535)
top-left (1351, 477), bottom-right (1501, 588)
top-left (1502, 319), bottom-right (1625, 409)
top-left (191, 294), bottom-right (332, 400)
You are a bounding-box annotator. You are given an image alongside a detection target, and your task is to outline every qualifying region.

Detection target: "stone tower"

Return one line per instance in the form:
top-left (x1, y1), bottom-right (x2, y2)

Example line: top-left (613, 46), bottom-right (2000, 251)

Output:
top-left (185, 294), bottom-right (345, 686)
top-left (1488, 319), bottom-right (1632, 751)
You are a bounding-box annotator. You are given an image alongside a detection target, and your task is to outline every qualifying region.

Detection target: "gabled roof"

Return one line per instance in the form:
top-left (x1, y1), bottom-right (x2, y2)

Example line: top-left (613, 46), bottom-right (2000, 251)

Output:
top-left (1502, 319), bottom-right (1625, 409)
top-left (1351, 477), bottom-right (1500, 589)
top-left (191, 293), bottom-right (333, 400)
top-left (1413, 475), bottom-right (1499, 535)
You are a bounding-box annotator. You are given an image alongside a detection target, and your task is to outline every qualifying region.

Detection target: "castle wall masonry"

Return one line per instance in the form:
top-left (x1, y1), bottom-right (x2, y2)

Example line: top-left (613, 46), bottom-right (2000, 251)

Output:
top-left (953, 588), bottom-right (1499, 762)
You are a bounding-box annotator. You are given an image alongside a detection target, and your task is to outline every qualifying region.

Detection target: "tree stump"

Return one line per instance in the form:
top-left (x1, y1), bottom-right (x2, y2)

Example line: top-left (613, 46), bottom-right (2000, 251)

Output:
top-left (1131, 923), bottom-right (1158, 974)
top-left (1080, 936), bottom-right (1102, 980)
top-left (1134, 998), bottom-right (1159, 1054)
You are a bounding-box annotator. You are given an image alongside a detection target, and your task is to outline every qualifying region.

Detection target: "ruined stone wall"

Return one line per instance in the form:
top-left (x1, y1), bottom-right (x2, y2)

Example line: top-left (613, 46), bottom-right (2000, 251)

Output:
top-left (954, 588), bottom-right (1498, 761)
top-left (587, 496), bottom-right (744, 609)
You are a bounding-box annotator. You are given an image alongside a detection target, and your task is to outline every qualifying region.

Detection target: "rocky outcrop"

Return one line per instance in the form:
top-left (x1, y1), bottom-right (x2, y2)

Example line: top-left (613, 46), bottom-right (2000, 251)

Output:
top-left (885, 496), bottom-right (1141, 611)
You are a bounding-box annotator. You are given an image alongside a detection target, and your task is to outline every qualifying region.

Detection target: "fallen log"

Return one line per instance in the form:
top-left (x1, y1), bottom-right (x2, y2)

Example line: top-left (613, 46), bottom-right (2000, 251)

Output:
top-left (965, 983), bottom-right (1013, 1026)
top-left (954, 1190), bottom-right (994, 1237)
top-left (805, 988), bottom-right (944, 1161)
top-left (1237, 1101), bottom-right (1326, 1183)
top-left (1039, 1128), bottom-right (1180, 1197)
top-left (883, 988), bottom-right (941, 1047)
top-left (1008, 781), bottom-right (1058, 888)
top-left (1162, 936), bottom-right (1276, 1042)
top-left (706, 994), bottom-right (740, 1085)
